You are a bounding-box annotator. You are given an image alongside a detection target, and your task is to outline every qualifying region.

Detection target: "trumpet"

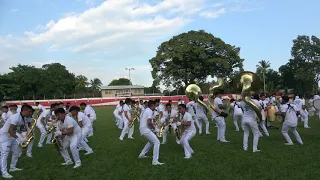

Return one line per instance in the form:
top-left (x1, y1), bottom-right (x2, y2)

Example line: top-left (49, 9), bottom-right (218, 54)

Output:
top-left (19, 118), bottom-right (37, 149)
top-left (240, 71), bottom-right (262, 122)
top-left (208, 78), bottom-right (228, 118)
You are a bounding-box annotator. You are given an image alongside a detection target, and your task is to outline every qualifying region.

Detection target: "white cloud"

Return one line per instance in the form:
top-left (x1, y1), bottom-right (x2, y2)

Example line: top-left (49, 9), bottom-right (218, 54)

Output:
top-left (0, 0), bottom-right (262, 87)
top-left (199, 8), bottom-right (226, 18)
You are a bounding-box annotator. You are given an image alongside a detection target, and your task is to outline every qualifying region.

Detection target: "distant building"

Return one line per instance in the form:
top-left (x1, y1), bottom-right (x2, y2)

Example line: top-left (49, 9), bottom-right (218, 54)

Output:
top-left (101, 85), bottom-right (145, 97)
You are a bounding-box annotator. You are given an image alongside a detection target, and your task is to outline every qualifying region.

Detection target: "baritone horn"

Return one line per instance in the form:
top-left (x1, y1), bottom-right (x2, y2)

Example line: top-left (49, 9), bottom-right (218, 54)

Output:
top-left (240, 71), bottom-right (262, 122)
top-left (208, 78), bottom-right (228, 118)
top-left (185, 84), bottom-right (209, 112)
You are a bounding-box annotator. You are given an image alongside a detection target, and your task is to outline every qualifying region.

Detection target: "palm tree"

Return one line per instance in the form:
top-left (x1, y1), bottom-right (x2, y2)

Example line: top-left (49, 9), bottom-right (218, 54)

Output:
top-left (90, 78), bottom-right (102, 92)
top-left (75, 75), bottom-right (89, 92)
top-left (256, 60), bottom-right (271, 95)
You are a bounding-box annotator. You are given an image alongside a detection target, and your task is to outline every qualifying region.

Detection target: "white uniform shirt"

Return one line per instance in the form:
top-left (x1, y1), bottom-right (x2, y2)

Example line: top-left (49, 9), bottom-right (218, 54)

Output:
top-left (186, 101), bottom-right (196, 117)
top-left (239, 99), bottom-right (260, 122)
top-left (195, 102), bottom-right (206, 116)
top-left (7, 111), bottom-right (14, 118)
top-left (61, 116), bottom-right (82, 136)
top-left (161, 109), bottom-right (178, 124)
top-left (122, 104), bottom-right (131, 121)
top-left (1, 112), bottom-right (8, 122)
top-left (0, 113), bottom-right (25, 141)
top-left (230, 102), bottom-right (243, 115)
top-left (156, 104), bottom-right (164, 113)
top-left (280, 103), bottom-right (298, 126)
top-left (293, 98), bottom-right (303, 111)
top-left (36, 110), bottom-right (52, 127)
top-left (38, 104), bottom-right (46, 112)
top-left (77, 112), bottom-right (91, 128)
top-left (139, 108), bottom-right (153, 135)
top-left (181, 112), bottom-right (196, 132)
top-left (211, 97), bottom-right (223, 118)
top-left (178, 100), bottom-right (185, 105)
top-left (84, 105), bottom-right (96, 119)
top-left (114, 104), bottom-right (123, 114)
top-left (17, 108), bottom-right (21, 113)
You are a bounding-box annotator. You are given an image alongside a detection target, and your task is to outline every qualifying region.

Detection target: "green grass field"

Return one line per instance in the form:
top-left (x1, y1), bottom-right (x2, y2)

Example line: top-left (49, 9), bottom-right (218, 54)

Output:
top-left (12, 107), bottom-right (320, 180)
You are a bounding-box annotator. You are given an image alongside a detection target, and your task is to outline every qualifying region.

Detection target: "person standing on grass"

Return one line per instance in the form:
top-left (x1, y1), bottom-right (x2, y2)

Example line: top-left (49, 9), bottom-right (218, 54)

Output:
top-left (119, 98), bottom-right (134, 140)
top-left (195, 96), bottom-right (210, 135)
top-left (37, 103), bottom-right (57, 148)
top-left (114, 101), bottom-right (124, 129)
top-left (80, 102), bottom-right (96, 137)
top-left (54, 108), bottom-right (83, 169)
top-left (138, 100), bottom-right (164, 166)
top-left (229, 98), bottom-right (243, 132)
top-left (238, 94), bottom-right (261, 153)
top-left (0, 104), bottom-right (33, 179)
top-left (69, 106), bottom-right (94, 155)
top-left (280, 95), bottom-right (303, 146)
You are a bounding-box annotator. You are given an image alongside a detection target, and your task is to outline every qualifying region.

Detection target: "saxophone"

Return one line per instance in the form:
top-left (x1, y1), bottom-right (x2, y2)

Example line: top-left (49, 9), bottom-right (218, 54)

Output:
top-left (167, 111), bottom-right (172, 134)
top-left (175, 113), bottom-right (183, 140)
top-left (129, 105), bottom-right (138, 128)
top-left (208, 78), bottom-right (228, 118)
top-left (19, 118), bottom-right (37, 149)
top-left (240, 72), bottom-right (262, 122)
top-left (52, 120), bottom-right (63, 151)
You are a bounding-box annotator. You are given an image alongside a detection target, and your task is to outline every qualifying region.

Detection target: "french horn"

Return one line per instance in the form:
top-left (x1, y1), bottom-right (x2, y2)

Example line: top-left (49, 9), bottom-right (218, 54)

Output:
top-left (240, 71), bottom-right (262, 122)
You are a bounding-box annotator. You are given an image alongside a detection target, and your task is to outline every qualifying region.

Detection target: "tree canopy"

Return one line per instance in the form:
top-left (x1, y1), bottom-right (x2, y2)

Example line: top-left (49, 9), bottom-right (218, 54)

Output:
top-left (108, 78), bottom-right (132, 86)
top-left (149, 30), bottom-right (244, 89)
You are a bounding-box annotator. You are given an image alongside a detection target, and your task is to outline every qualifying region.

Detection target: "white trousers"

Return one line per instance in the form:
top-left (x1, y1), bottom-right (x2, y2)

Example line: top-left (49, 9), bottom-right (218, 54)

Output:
top-left (300, 110), bottom-right (309, 128)
top-left (60, 133), bottom-right (82, 165)
top-left (79, 126), bottom-right (93, 152)
top-left (88, 117), bottom-right (96, 136)
top-left (196, 114), bottom-right (210, 134)
top-left (243, 121), bottom-right (260, 151)
top-left (162, 123), bottom-right (179, 144)
top-left (120, 119), bottom-right (134, 139)
top-left (215, 117), bottom-right (226, 141)
top-left (38, 125), bottom-right (53, 146)
top-left (140, 132), bottom-right (160, 163)
top-left (233, 114), bottom-right (243, 131)
top-left (259, 120), bottom-right (269, 136)
top-left (0, 138), bottom-right (20, 174)
top-left (281, 122), bottom-right (303, 144)
top-left (180, 131), bottom-right (196, 157)
top-left (114, 112), bottom-right (123, 129)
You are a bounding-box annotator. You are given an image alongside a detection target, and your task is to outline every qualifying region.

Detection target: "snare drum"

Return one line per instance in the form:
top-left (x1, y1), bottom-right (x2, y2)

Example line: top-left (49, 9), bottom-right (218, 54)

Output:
top-left (267, 105), bottom-right (276, 122)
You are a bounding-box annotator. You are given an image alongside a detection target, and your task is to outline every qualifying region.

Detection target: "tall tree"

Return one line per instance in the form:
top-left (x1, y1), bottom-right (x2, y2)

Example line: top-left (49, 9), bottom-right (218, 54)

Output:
top-left (75, 75), bottom-right (89, 92)
top-left (256, 60), bottom-right (271, 95)
top-left (90, 78), bottom-right (103, 92)
top-left (149, 30), bottom-right (243, 88)
top-left (0, 74), bottom-right (20, 101)
top-left (108, 78), bottom-right (131, 86)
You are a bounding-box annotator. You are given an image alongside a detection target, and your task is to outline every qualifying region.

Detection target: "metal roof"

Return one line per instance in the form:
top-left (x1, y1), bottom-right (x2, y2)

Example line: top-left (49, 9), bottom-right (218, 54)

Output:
top-left (101, 85), bottom-right (144, 90)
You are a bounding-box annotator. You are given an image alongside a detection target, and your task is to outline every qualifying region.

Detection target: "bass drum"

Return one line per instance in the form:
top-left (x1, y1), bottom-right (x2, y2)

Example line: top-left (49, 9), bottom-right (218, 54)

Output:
top-left (267, 105), bottom-right (276, 122)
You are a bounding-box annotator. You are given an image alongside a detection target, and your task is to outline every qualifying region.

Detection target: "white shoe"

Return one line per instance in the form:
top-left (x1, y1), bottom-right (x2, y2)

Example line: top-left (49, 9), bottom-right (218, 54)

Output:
top-left (73, 164), bottom-right (82, 169)
top-left (84, 151), bottom-right (93, 155)
top-left (284, 143), bottom-right (294, 146)
top-left (184, 156), bottom-right (192, 159)
top-left (298, 141), bottom-right (304, 145)
top-left (220, 140), bottom-right (230, 143)
top-left (138, 155), bottom-right (149, 159)
top-left (38, 145), bottom-right (43, 148)
top-left (2, 173), bottom-right (13, 179)
top-left (152, 161), bottom-right (164, 165)
top-left (243, 148), bottom-right (248, 151)
top-left (46, 142), bottom-right (53, 145)
top-left (206, 132), bottom-right (211, 135)
top-left (27, 154), bottom-right (32, 158)
top-left (9, 167), bottom-right (23, 172)
top-left (304, 127), bottom-right (310, 129)
top-left (235, 129), bottom-right (240, 132)
top-left (253, 149), bottom-right (261, 153)
top-left (119, 137), bottom-right (123, 141)
top-left (61, 161), bottom-right (73, 166)
top-left (161, 142), bottom-right (166, 144)
top-left (128, 137), bottom-right (134, 139)
top-left (176, 141), bottom-right (180, 144)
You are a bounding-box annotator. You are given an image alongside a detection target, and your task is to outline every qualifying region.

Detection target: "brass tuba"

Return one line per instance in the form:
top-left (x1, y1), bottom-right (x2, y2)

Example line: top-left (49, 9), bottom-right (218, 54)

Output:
top-left (19, 118), bottom-right (37, 149)
top-left (208, 78), bottom-right (228, 118)
top-left (240, 71), bottom-right (262, 122)
top-left (185, 84), bottom-right (209, 112)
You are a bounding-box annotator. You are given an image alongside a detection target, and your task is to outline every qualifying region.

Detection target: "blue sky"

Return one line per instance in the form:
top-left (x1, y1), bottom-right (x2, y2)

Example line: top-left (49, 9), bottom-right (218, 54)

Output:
top-left (0, 0), bottom-right (319, 89)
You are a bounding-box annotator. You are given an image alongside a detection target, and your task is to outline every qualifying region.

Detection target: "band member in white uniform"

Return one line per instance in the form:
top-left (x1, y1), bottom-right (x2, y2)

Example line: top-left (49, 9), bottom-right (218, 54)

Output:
top-left (160, 103), bottom-right (178, 144)
top-left (238, 94), bottom-right (261, 152)
top-left (37, 103), bottom-right (57, 147)
top-left (138, 100), bottom-right (164, 166)
top-left (138, 100), bottom-right (145, 122)
top-left (119, 98), bottom-right (134, 140)
top-left (212, 91), bottom-right (229, 142)
top-left (80, 103), bottom-right (96, 137)
top-left (35, 102), bottom-right (46, 114)
top-left (229, 99), bottom-right (243, 131)
top-left (178, 99), bottom-right (185, 105)
top-left (177, 104), bottom-right (197, 159)
top-left (69, 106), bottom-right (94, 155)
top-left (294, 96), bottom-right (310, 128)
top-left (280, 96), bottom-right (303, 145)
top-left (186, 99), bottom-right (199, 132)
top-left (54, 108), bottom-right (83, 169)
top-left (0, 104), bottom-right (33, 179)
top-left (1, 106), bottom-right (9, 123)
top-left (195, 96), bottom-right (210, 134)
top-left (7, 105), bottom-right (18, 118)
top-left (114, 101), bottom-right (124, 129)
top-left (259, 95), bottom-right (269, 136)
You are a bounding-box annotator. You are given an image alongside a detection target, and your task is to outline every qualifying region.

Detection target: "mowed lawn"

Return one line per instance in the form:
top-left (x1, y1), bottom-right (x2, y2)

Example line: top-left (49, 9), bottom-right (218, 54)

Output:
top-left (13, 106), bottom-right (320, 180)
